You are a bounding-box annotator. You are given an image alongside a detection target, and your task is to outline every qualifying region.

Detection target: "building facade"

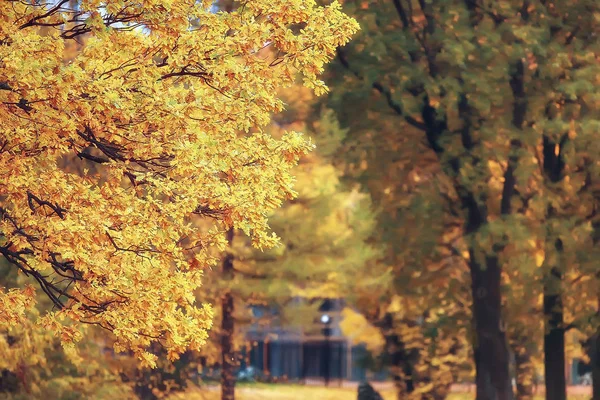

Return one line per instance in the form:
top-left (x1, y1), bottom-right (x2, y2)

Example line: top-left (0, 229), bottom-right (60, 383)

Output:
top-left (244, 298), bottom-right (388, 383)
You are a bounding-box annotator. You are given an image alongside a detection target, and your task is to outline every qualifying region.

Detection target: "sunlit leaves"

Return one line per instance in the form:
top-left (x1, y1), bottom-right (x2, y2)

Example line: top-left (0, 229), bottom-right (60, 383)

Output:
top-left (0, 0), bottom-right (358, 366)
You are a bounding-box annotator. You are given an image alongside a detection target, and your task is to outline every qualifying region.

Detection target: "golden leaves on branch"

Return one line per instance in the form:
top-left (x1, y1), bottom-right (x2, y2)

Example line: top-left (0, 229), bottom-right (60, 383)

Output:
top-left (0, 0), bottom-right (358, 367)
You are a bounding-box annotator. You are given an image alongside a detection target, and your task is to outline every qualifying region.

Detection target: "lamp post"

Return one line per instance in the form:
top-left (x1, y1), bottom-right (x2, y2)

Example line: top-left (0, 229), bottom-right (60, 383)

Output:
top-left (321, 313), bottom-right (332, 387)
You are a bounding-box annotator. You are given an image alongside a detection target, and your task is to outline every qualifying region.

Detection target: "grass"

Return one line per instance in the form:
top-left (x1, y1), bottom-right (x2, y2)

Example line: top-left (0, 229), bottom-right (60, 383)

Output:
top-left (169, 384), bottom-right (395, 400)
top-left (167, 383), bottom-right (591, 400)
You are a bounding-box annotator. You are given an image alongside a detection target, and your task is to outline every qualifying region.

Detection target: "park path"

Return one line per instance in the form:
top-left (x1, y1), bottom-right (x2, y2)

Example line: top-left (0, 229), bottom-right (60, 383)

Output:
top-left (450, 384), bottom-right (591, 395)
top-left (301, 380), bottom-right (592, 395)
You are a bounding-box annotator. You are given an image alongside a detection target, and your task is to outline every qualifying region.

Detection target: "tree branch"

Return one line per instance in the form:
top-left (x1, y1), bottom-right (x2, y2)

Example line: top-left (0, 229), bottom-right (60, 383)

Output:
top-left (392, 0), bottom-right (410, 29)
top-left (336, 49), bottom-right (426, 131)
top-left (19, 0), bottom-right (71, 29)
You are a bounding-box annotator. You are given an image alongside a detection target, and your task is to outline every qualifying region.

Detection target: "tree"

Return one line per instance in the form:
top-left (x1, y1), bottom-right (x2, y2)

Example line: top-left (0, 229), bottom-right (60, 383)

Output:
top-left (504, 264), bottom-right (543, 400)
top-left (192, 87), bottom-right (379, 399)
top-left (0, 259), bottom-right (135, 400)
top-left (313, 68), bottom-right (474, 398)
top-left (320, 0), bottom-right (600, 399)
top-left (338, 229), bottom-right (473, 400)
top-left (0, 0), bottom-right (358, 367)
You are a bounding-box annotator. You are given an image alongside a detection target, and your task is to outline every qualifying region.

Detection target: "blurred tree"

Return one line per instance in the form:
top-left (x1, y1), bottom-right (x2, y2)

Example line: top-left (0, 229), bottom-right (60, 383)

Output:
top-left (318, 0), bottom-right (600, 399)
top-left (193, 85), bottom-right (380, 399)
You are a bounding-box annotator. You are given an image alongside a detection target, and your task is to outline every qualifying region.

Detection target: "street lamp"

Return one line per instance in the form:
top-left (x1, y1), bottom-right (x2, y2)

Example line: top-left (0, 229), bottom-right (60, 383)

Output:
top-left (321, 313), bottom-right (332, 387)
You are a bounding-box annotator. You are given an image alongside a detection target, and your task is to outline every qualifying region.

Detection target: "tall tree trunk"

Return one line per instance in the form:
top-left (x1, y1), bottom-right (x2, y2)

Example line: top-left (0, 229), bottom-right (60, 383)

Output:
top-left (592, 289), bottom-right (600, 400)
top-left (423, 96), bottom-right (515, 399)
top-left (461, 59), bottom-right (525, 400)
top-left (407, 0), bottom-right (524, 395)
top-left (471, 254), bottom-right (514, 400)
top-left (542, 132), bottom-right (568, 400)
top-left (464, 92), bottom-right (518, 399)
top-left (221, 228), bottom-right (235, 400)
top-left (418, 49), bottom-right (524, 400)
top-left (592, 332), bottom-right (600, 400)
top-left (543, 262), bottom-right (566, 400)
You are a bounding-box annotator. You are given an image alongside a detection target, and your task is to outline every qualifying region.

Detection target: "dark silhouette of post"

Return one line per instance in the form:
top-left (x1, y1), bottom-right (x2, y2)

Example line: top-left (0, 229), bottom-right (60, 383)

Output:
top-left (321, 313), bottom-right (332, 387)
top-left (301, 338), bottom-right (306, 384)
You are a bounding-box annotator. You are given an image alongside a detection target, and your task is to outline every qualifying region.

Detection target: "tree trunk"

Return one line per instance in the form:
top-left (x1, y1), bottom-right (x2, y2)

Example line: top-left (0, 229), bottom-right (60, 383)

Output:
top-left (460, 59), bottom-right (524, 400)
top-left (592, 290), bottom-right (600, 400)
top-left (221, 228), bottom-right (235, 400)
top-left (541, 126), bottom-right (568, 400)
top-left (592, 332), bottom-right (600, 400)
top-left (513, 344), bottom-right (535, 400)
top-left (419, 52), bottom-right (523, 400)
top-left (357, 382), bottom-right (384, 400)
top-left (543, 256), bottom-right (566, 400)
top-left (471, 254), bottom-right (514, 400)
top-left (380, 313), bottom-right (415, 399)
top-left (0, 370), bottom-right (20, 393)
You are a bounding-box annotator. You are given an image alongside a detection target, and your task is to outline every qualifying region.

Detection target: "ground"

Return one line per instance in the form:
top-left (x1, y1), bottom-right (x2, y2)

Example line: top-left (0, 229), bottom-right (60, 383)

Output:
top-left (167, 383), bottom-right (591, 400)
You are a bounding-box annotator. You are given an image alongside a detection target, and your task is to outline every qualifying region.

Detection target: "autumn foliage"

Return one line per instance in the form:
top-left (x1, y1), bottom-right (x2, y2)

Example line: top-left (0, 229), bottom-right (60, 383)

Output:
top-left (2, 1), bottom-right (598, 399)
top-left (0, 0), bottom-right (358, 367)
